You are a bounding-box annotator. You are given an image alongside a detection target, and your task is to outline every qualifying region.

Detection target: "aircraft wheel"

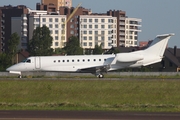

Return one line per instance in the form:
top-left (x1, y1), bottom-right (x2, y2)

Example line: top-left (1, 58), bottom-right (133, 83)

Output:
top-left (18, 75), bottom-right (22, 78)
top-left (97, 74), bottom-right (104, 78)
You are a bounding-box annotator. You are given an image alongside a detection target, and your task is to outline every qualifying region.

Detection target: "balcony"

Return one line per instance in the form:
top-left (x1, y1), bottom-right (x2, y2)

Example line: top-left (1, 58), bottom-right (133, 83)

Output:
top-left (1, 25), bottom-right (5, 29)
top-left (119, 17), bottom-right (126, 20)
top-left (1, 19), bottom-right (5, 23)
top-left (1, 36), bottom-right (4, 40)
top-left (22, 22), bottom-right (27, 26)
top-left (23, 16), bottom-right (27, 20)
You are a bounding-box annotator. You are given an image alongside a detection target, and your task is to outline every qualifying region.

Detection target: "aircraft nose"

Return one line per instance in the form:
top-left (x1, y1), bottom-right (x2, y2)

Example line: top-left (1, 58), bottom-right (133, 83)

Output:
top-left (6, 66), bottom-right (12, 71)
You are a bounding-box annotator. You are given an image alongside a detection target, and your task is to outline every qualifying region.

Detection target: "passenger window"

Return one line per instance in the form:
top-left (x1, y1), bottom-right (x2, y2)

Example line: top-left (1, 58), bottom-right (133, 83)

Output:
top-left (83, 59), bottom-right (85, 62)
top-left (77, 59), bottom-right (80, 62)
top-left (104, 59), bottom-right (107, 61)
top-left (72, 60), bottom-right (74, 62)
top-left (94, 59), bottom-right (96, 62)
top-left (58, 60), bottom-right (60, 62)
top-left (88, 59), bottom-right (90, 62)
top-left (99, 59), bottom-right (101, 61)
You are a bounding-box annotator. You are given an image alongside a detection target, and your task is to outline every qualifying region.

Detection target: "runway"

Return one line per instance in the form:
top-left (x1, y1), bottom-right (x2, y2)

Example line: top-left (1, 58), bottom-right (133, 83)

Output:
top-left (0, 111), bottom-right (180, 120)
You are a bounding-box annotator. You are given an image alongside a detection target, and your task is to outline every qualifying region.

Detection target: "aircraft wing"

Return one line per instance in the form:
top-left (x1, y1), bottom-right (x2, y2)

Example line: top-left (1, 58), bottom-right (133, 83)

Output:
top-left (78, 64), bottom-right (110, 74)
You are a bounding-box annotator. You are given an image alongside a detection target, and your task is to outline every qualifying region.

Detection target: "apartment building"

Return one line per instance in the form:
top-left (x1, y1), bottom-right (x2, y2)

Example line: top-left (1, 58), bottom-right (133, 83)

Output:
top-left (79, 15), bottom-right (117, 50)
top-left (125, 18), bottom-right (142, 47)
top-left (107, 10), bottom-right (126, 47)
top-left (37, 0), bottom-right (72, 12)
top-left (0, 5), bottom-right (29, 53)
top-left (28, 10), bottom-right (67, 49)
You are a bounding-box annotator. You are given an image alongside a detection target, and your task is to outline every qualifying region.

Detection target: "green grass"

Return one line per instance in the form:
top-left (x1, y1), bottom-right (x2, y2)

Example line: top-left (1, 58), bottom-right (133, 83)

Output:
top-left (0, 79), bottom-right (180, 112)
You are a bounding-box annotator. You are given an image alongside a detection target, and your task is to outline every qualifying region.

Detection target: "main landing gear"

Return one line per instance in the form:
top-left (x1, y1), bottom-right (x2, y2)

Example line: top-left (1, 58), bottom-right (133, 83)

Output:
top-left (18, 75), bottom-right (22, 78)
top-left (96, 74), bottom-right (104, 78)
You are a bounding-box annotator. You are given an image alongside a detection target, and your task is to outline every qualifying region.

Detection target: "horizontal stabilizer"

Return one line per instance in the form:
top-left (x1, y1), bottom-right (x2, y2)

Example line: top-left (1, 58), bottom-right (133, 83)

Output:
top-left (156, 33), bottom-right (175, 38)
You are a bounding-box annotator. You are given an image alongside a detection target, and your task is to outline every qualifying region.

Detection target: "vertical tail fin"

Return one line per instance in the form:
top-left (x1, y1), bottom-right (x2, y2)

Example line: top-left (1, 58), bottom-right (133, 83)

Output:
top-left (144, 33), bottom-right (174, 57)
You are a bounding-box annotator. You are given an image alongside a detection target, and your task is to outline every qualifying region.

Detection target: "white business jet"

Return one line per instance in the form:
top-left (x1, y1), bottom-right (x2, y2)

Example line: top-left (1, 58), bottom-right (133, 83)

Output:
top-left (6, 33), bottom-right (174, 78)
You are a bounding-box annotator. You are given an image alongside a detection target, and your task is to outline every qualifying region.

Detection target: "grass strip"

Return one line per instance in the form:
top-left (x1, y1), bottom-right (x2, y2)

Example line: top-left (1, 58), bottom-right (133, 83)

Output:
top-left (0, 79), bottom-right (180, 112)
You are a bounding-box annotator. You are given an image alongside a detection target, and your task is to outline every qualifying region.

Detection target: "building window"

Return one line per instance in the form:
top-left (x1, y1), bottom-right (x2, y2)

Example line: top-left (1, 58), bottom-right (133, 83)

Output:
top-left (89, 25), bottom-right (92, 28)
top-left (89, 36), bottom-right (92, 40)
top-left (108, 19), bottom-right (112, 23)
top-left (55, 18), bottom-right (58, 22)
top-left (101, 31), bottom-right (105, 35)
top-left (89, 19), bottom-right (92, 22)
top-left (84, 19), bottom-right (87, 22)
top-left (101, 25), bottom-right (105, 28)
top-left (55, 42), bottom-right (59, 46)
top-left (135, 36), bottom-right (138, 40)
top-left (43, 18), bottom-right (46, 22)
top-left (95, 25), bottom-right (98, 28)
top-left (101, 36), bottom-right (104, 40)
top-left (55, 36), bottom-right (58, 40)
top-left (49, 18), bottom-right (53, 22)
top-left (95, 31), bottom-right (98, 35)
top-left (95, 19), bottom-right (98, 22)
top-left (83, 31), bottom-right (87, 34)
top-left (49, 24), bottom-right (53, 28)
top-left (55, 24), bottom-right (59, 28)
top-left (89, 42), bottom-right (92, 46)
top-left (83, 36), bottom-right (87, 40)
top-left (61, 36), bottom-right (65, 40)
top-left (35, 18), bottom-right (40, 22)
top-left (55, 30), bottom-right (58, 34)
top-left (83, 42), bottom-right (87, 46)
top-left (70, 30), bottom-right (74, 34)
top-left (61, 18), bottom-right (65, 22)
top-left (101, 19), bottom-right (105, 23)
top-left (70, 24), bottom-right (74, 28)
top-left (89, 31), bottom-right (92, 34)
top-left (84, 25), bottom-right (87, 28)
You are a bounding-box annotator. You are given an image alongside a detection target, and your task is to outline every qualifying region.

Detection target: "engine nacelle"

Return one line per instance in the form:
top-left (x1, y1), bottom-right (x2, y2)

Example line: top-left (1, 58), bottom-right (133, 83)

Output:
top-left (116, 53), bottom-right (144, 62)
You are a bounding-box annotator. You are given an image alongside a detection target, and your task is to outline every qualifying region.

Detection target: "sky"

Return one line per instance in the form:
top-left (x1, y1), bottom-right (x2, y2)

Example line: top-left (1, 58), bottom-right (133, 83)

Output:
top-left (1, 0), bottom-right (180, 48)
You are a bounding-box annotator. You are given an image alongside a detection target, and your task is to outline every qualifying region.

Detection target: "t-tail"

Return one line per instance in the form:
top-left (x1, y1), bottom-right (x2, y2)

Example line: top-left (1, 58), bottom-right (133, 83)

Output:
top-left (141, 33), bottom-right (175, 66)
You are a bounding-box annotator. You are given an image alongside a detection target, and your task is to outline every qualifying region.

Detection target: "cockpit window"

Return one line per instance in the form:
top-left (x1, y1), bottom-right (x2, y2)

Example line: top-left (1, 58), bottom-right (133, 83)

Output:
top-left (21, 59), bottom-right (31, 63)
top-left (26, 59), bottom-right (31, 63)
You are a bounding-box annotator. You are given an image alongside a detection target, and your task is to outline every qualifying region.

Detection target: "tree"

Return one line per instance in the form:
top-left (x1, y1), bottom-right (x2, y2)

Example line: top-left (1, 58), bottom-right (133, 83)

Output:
top-left (0, 53), bottom-right (11, 71)
top-left (104, 47), bottom-right (120, 54)
top-left (93, 44), bottom-right (104, 55)
top-left (28, 25), bottom-right (53, 56)
top-left (7, 32), bottom-right (20, 64)
top-left (63, 36), bottom-right (83, 55)
top-left (54, 48), bottom-right (66, 55)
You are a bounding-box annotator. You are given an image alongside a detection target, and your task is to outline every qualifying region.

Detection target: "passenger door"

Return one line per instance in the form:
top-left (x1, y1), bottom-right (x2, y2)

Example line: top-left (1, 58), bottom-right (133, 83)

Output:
top-left (35, 57), bottom-right (41, 69)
